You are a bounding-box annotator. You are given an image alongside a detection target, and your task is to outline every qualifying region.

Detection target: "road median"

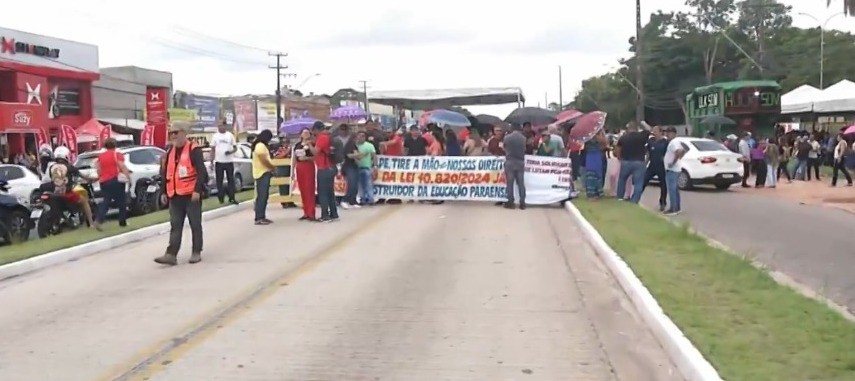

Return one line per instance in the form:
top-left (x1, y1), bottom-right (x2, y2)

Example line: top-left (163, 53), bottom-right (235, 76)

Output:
top-left (570, 198), bottom-right (855, 381)
top-left (0, 191), bottom-right (255, 269)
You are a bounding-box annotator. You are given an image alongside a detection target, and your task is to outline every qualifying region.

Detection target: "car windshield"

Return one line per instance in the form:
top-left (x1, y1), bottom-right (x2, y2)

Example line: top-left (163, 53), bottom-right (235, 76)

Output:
top-left (75, 155), bottom-right (99, 169)
top-left (691, 140), bottom-right (729, 152)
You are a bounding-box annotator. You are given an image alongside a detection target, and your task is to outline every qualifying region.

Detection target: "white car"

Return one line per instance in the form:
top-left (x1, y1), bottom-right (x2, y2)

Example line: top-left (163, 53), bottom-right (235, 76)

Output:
top-left (74, 146), bottom-right (166, 215)
top-left (0, 164), bottom-right (41, 208)
top-left (670, 137), bottom-right (743, 190)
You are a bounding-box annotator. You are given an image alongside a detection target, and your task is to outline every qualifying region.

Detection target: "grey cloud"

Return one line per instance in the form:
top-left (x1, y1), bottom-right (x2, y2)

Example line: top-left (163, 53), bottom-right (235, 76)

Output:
top-left (488, 26), bottom-right (630, 55)
top-left (313, 11), bottom-right (474, 48)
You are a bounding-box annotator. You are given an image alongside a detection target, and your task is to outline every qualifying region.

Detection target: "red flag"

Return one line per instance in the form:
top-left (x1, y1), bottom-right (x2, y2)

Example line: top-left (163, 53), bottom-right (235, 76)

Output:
top-left (60, 124), bottom-right (78, 163)
top-left (99, 124), bottom-right (112, 147)
top-left (141, 124), bottom-right (155, 146)
top-left (35, 128), bottom-right (48, 148)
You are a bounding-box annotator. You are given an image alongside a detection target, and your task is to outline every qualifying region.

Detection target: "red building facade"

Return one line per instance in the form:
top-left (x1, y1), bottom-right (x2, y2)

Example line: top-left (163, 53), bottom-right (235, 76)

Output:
top-left (0, 27), bottom-right (99, 155)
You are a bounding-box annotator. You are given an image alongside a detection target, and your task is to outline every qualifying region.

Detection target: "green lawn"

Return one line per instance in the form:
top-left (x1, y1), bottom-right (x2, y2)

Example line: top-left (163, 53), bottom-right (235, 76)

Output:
top-left (0, 190), bottom-right (255, 266)
top-left (573, 199), bottom-right (855, 381)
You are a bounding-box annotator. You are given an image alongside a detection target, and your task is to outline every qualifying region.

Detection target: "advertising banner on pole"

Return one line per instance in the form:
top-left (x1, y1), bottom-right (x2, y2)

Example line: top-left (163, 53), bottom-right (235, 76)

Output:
top-left (183, 94), bottom-right (220, 129)
top-left (145, 87), bottom-right (168, 148)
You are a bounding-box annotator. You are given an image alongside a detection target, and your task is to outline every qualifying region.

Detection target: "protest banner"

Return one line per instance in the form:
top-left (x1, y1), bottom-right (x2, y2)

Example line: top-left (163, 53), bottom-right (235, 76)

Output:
top-left (290, 155), bottom-right (348, 197)
top-left (373, 155), bottom-right (572, 205)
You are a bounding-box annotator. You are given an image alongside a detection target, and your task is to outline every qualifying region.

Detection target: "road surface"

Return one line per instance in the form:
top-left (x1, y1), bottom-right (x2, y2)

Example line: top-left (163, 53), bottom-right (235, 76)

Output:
top-left (641, 186), bottom-right (855, 313)
top-left (0, 203), bottom-right (680, 381)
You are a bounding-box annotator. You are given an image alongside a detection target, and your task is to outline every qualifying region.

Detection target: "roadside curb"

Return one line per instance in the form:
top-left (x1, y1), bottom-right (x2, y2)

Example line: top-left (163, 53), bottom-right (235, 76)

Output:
top-left (564, 201), bottom-right (723, 381)
top-left (0, 201), bottom-right (253, 281)
top-left (641, 204), bottom-right (855, 323)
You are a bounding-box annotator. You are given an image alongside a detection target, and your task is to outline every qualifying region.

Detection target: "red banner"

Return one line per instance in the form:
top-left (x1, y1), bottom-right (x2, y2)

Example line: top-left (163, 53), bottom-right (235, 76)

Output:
top-left (233, 99), bottom-right (257, 132)
top-left (99, 124), bottom-right (112, 147)
top-left (145, 87), bottom-right (168, 148)
top-left (60, 124), bottom-right (78, 163)
top-left (35, 127), bottom-right (48, 148)
top-left (141, 124), bottom-right (155, 146)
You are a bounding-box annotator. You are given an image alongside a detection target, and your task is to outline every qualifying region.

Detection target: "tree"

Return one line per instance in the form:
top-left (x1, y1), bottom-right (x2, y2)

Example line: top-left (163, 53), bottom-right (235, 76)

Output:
top-left (832, 0), bottom-right (855, 16)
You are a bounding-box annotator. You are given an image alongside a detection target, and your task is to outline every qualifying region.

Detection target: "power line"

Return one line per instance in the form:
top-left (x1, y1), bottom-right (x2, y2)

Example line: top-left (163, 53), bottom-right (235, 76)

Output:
top-left (170, 26), bottom-right (274, 54)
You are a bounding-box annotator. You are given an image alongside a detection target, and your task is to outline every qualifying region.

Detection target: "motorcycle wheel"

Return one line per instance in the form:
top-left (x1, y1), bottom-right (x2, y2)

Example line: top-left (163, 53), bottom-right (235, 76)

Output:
top-left (7, 210), bottom-right (30, 243)
top-left (137, 187), bottom-right (158, 215)
top-left (36, 210), bottom-right (60, 238)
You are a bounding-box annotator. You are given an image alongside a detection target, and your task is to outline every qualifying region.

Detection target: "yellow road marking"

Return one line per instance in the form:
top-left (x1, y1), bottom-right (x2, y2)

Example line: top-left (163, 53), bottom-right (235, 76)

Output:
top-left (96, 206), bottom-right (401, 381)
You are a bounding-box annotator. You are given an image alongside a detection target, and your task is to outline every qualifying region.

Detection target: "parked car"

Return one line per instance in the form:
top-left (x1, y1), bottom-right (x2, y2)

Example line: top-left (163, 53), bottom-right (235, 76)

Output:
top-left (202, 146), bottom-right (254, 194)
top-left (670, 137), bottom-right (743, 190)
top-left (0, 179), bottom-right (31, 244)
top-left (0, 164), bottom-right (41, 209)
top-left (74, 146), bottom-right (166, 215)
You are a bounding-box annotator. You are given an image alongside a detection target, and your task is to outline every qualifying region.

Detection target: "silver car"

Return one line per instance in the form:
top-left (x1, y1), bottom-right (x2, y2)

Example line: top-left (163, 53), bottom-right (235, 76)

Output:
top-left (74, 146), bottom-right (165, 215)
top-left (202, 145), bottom-right (254, 194)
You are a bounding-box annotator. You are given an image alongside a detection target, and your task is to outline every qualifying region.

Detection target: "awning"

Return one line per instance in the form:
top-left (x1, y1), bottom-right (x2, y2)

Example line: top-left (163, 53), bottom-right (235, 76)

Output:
top-left (97, 117), bottom-right (147, 131)
top-left (76, 118), bottom-right (108, 137)
top-left (369, 87), bottom-right (525, 110)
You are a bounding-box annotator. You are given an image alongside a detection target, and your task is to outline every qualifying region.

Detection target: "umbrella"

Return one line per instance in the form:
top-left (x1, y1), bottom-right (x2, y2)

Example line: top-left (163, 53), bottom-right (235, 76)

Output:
top-left (280, 117), bottom-right (319, 135)
top-left (330, 105), bottom-right (367, 121)
top-left (504, 107), bottom-right (557, 126)
top-left (423, 109), bottom-right (471, 131)
top-left (475, 114), bottom-right (506, 127)
top-left (843, 125), bottom-right (855, 135)
top-left (568, 111), bottom-right (607, 145)
top-left (551, 109), bottom-right (584, 129)
top-left (701, 115), bottom-right (736, 125)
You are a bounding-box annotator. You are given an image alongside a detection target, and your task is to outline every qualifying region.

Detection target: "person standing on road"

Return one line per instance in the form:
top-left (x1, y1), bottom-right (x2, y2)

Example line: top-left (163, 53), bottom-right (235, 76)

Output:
top-left (614, 122), bottom-right (649, 203)
top-left (355, 131), bottom-right (378, 206)
top-left (155, 122), bottom-right (208, 266)
top-left (738, 133), bottom-right (752, 187)
top-left (293, 128), bottom-right (317, 220)
top-left (831, 132), bottom-right (853, 187)
top-left (488, 125), bottom-right (507, 206)
top-left (503, 124), bottom-right (527, 209)
top-left (764, 138), bottom-right (779, 188)
top-left (750, 138), bottom-right (768, 188)
top-left (95, 138), bottom-right (131, 228)
top-left (310, 121), bottom-right (339, 222)
top-left (642, 126), bottom-right (668, 211)
top-left (663, 127), bottom-right (685, 216)
top-left (807, 134), bottom-right (823, 181)
top-left (251, 130), bottom-right (275, 225)
top-left (777, 138), bottom-right (793, 183)
top-left (210, 121), bottom-right (239, 205)
top-left (794, 136), bottom-right (811, 181)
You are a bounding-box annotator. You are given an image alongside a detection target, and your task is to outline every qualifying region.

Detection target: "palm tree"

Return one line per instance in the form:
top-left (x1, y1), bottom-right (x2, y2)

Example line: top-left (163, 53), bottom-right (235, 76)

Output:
top-left (832, 0), bottom-right (855, 15)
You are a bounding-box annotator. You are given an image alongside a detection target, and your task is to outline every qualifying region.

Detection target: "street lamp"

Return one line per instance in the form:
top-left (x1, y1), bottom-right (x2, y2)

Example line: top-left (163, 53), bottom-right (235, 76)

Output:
top-left (798, 12), bottom-right (844, 89)
top-left (295, 73), bottom-right (321, 91)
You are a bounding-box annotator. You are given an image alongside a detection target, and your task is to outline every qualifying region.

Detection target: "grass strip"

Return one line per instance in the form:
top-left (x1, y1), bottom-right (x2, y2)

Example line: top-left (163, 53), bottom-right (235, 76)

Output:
top-left (0, 190), bottom-right (256, 266)
top-left (573, 198), bottom-right (855, 381)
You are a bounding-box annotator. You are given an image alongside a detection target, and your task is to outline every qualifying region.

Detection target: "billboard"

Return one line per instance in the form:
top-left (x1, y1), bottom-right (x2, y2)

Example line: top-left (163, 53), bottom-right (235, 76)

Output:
top-left (183, 94), bottom-right (220, 128)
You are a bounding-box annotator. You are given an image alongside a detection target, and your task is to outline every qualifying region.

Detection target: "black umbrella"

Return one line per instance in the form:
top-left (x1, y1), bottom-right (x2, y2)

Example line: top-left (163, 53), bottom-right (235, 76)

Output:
top-left (504, 107), bottom-right (558, 126)
top-left (701, 115), bottom-right (736, 125)
top-left (475, 114), bottom-right (505, 127)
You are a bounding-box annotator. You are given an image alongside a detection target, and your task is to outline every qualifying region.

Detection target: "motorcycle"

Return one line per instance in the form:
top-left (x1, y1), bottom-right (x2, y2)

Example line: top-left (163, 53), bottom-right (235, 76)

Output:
top-left (135, 175), bottom-right (164, 214)
top-left (32, 182), bottom-right (97, 238)
top-left (0, 180), bottom-right (31, 244)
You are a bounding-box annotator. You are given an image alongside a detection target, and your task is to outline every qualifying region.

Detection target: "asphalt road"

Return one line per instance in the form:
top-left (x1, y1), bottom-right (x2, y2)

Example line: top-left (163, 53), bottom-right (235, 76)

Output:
top-left (641, 184), bottom-right (855, 312)
top-left (0, 202), bottom-right (680, 381)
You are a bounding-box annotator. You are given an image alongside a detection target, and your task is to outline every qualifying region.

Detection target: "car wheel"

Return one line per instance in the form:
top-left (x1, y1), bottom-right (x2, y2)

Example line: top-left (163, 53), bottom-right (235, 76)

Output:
top-left (715, 183), bottom-right (731, 190)
top-left (677, 170), bottom-right (693, 190)
top-left (233, 173), bottom-right (244, 191)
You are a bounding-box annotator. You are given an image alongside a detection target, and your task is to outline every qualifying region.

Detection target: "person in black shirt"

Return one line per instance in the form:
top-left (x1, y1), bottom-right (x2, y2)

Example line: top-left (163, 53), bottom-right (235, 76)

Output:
top-left (642, 126), bottom-right (668, 211)
top-left (615, 122), bottom-right (651, 203)
top-left (341, 134), bottom-right (360, 208)
top-left (404, 126), bottom-right (428, 156)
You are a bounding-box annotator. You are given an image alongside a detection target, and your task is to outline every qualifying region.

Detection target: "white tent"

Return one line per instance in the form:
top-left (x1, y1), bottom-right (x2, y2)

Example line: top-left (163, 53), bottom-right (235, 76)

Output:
top-left (812, 79), bottom-right (855, 113)
top-left (781, 84), bottom-right (820, 114)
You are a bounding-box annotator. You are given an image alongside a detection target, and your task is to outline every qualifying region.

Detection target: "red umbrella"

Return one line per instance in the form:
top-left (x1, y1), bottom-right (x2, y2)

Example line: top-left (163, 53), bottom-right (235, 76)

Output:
top-left (568, 111), bottom-right (607, 144)
top-left (556, 109), bottom-right (583, 121)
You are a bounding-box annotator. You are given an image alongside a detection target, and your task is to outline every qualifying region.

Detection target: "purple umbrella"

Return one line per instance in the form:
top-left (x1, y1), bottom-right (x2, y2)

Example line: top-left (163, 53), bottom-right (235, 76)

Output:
top-left (280, 117), bottom-right (319, 135)
top-left (330, 105), bottom-right (367, 121)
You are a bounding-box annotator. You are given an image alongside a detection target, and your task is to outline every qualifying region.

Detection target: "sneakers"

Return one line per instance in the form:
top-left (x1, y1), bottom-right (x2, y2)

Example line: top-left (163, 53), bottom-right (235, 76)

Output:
top-left (341, 202), bottom-right (361, 210)
top-left (189, 252), bottom-right (202, 264)
top-left (663, 209), bottom-right (682, 216)
top-left (154, 253), bottom-right (178, 266)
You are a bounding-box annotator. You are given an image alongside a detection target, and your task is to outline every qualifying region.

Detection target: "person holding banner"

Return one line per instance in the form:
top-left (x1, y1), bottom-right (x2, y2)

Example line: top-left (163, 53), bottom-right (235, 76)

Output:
top-left (503, 125), bottom-right (527, 209)
top-left (294, 128), bottom-right (318, 220)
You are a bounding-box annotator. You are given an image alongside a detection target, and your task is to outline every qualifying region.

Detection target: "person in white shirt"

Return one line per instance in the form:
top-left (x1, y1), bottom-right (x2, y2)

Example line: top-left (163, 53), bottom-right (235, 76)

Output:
top-left (210, 121), bottom-right (239, 205)
top-left (831, 132), bottom-right (853, 187)
top-left (662, 126), bottom-right (685, 216)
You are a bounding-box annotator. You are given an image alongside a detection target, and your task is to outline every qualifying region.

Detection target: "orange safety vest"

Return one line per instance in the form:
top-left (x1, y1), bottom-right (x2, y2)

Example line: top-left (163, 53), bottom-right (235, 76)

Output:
top-left (165, 142), bottom-right (198, 197)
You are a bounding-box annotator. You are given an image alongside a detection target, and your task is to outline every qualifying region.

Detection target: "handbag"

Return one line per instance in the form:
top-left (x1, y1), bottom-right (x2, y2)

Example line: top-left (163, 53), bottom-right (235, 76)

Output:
top-left (115, 150), bottom-right (129, 183)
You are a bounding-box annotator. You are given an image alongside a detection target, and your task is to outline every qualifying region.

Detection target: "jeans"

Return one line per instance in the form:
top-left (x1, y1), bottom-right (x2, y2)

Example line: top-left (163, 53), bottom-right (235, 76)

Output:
top-left (643, 165), bottom-right (667, 207)
top-left (343, 166), bottom-right (359, 204)
top-left (741, 161), bottom-right (751, 186)
top-left (254, 172), bottom-right (272, 221)
top-left (214, 162), bottom-right (237, 202)
top-left (166, 194), bottom-right (203, 255)
top-left (317, 168), bottom-right (339, 219)
top-left (807, 157), bottom-right (821, 180)
top-left (616, 160), bottom-right (646, 203)
top-left (665, 171), bottom-right (681, 212)
top-left (357, 168), bottom-right (375, 204)
top-left (777, 160), bottom-right (792, 181)
top-left (504, 161), bottom-right (526, 204)
top-left (765, 164), bottom-right (777, 187)
top-left (97, 178), bottom-right (127, 225)
top-left (794, 159), bottom-right (808, 180)
top-left (752, 160), bottom-right (767, 186)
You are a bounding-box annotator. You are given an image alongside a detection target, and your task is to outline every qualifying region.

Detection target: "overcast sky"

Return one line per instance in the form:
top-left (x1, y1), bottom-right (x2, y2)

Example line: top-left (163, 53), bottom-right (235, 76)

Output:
top-left (2, 0), bottom-right (850, 117)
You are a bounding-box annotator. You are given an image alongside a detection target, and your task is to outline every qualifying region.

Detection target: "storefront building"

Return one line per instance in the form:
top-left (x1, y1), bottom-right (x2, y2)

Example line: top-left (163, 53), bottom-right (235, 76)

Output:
top-left (0, 27), bottom-right (99, 157)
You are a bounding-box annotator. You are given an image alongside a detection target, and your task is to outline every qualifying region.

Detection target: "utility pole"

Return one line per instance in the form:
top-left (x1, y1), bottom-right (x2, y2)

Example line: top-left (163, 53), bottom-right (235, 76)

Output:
top-left (544, 92), bottom-right (548, 109)
top-left (635, 0), bottom-right (645, 123)
top-left (268, 52), bottom-right (288, 126)
top-left (358, 80), bottom-right (369, 114)
top-left (558, 65), bottom-right (563, 110)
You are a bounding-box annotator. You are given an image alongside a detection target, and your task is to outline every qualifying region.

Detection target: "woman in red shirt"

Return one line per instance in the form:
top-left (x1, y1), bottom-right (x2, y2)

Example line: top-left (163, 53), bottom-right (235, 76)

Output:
top-left (95, 138), bottom-right (132, 227)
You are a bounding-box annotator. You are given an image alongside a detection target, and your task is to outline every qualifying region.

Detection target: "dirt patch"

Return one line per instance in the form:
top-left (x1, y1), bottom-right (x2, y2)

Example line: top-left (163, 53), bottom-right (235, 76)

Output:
top-left (731, 179), bottom-right (855, 213)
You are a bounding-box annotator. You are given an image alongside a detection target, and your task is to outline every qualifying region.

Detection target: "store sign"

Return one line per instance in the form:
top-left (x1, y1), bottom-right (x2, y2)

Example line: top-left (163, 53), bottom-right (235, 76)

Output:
top-left (47, 85), bottom-right (80, 118)
top-left (724, 87), bottom-right (781, 115)
top-left (1, 36), bottom-right (60, 58)
top-left (12, 110), bottom-right (33, 127)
